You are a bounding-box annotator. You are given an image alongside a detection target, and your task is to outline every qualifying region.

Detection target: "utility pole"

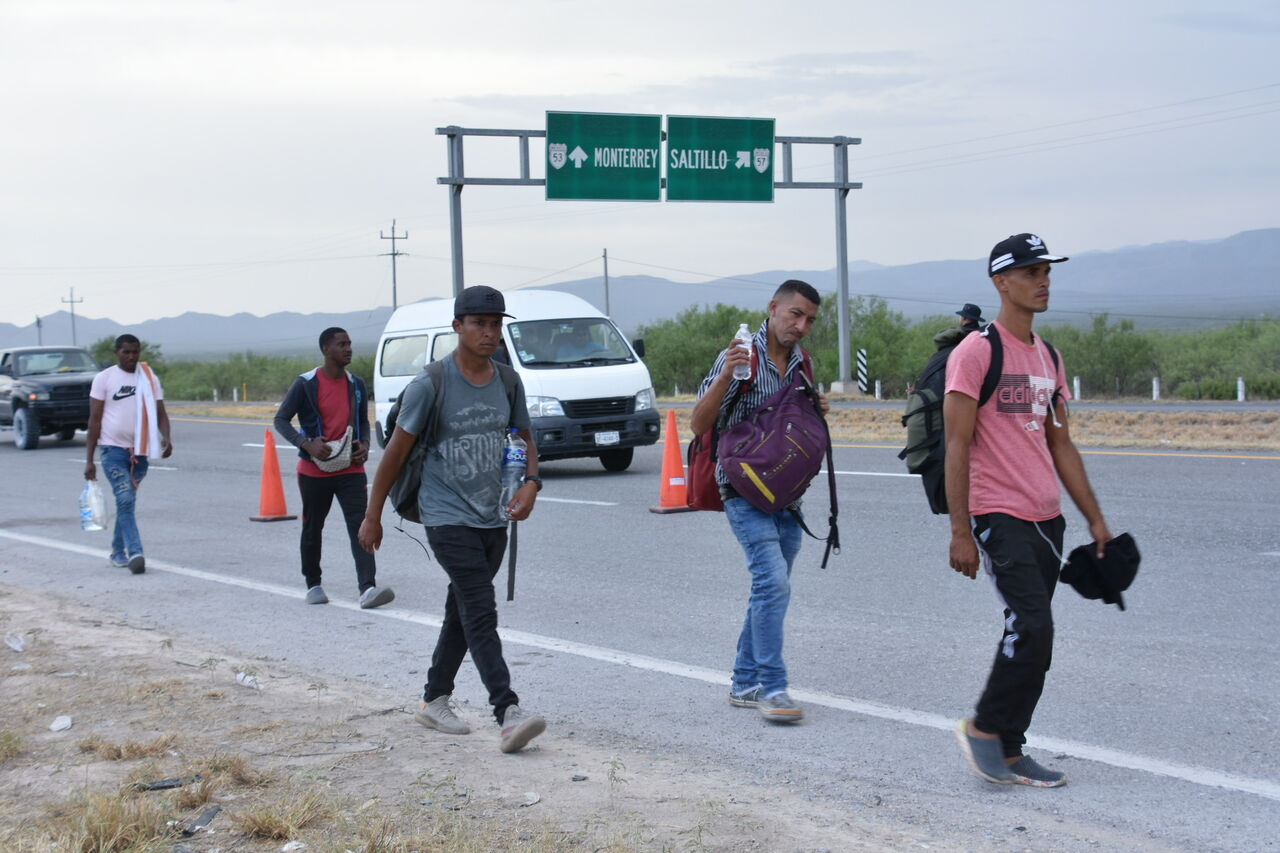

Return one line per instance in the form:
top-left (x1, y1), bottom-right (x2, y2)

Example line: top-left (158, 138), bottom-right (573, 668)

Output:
top-left (35, 315), bottom-right (43, 345)
top-left (61, 287), bottom-right (83, 345)
top-left (602, 248), bottom-right (610, 317)
top-left (380, 220), bottom-right (409, 309)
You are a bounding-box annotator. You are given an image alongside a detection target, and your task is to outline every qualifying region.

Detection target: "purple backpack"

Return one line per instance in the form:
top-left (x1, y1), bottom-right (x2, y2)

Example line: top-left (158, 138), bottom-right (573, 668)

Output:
top-left (718, 369), bottom-right (841, 566)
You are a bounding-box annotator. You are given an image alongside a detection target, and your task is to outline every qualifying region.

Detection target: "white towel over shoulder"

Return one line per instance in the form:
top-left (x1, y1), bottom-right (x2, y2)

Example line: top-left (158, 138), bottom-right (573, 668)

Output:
top-left (133, 362), bottom-right (163, 457)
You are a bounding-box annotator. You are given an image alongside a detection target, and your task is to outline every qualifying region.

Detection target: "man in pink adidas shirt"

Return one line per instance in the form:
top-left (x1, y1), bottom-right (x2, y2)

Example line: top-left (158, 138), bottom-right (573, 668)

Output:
top-left (944, 234), bottom-right (1112, 788)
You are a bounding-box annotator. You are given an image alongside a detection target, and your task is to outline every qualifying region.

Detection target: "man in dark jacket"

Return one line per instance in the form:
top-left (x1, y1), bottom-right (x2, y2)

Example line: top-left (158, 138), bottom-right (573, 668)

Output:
top-left (274, 327), bottom-right (394, 609)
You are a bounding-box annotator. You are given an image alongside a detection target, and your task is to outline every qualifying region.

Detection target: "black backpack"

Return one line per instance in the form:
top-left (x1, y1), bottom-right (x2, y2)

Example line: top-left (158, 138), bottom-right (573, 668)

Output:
top-left (898, 325), bottom-right (1058, 514)
top-left (385, 359), bottom-right (520, 524)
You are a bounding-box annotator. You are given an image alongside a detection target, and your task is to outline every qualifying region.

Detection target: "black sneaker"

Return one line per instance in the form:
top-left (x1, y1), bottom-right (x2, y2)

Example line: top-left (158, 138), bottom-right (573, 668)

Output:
top-left (127, 555), bottom-right (145, 575)
top-left (954, 719), bottom-right (1015, 784)
top-left (728, 686), bottom-right (763, 708)
top-left (1008, 755), bottom-right (1067, 787)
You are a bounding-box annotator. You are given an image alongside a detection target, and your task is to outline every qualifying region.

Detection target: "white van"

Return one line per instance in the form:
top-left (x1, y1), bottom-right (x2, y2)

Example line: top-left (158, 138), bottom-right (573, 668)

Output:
top-left (372, 290), bottom-right (660, 471)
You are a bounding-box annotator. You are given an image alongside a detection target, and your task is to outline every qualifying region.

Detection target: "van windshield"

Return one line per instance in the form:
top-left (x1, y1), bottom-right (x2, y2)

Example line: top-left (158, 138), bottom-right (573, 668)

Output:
top-left (508, 319), bottom-right (634, 368)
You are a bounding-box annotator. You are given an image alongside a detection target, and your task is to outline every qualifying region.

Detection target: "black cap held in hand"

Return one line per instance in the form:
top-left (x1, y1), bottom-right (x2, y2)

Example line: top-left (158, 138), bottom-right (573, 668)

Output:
top-left (1061, 532), bottom-right (1141, 611)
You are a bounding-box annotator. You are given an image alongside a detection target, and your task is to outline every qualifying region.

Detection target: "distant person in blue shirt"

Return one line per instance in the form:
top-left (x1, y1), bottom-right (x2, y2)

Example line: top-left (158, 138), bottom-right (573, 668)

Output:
top-left (556, 326), bottom-right (607, 361)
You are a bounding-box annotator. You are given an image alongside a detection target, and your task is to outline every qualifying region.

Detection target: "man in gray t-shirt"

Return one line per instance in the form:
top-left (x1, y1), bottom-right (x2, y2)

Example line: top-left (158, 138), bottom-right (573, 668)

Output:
top-left (359, 285), bottom-right (547, 755)
top-left (396, 355), bottom-right (531, 528)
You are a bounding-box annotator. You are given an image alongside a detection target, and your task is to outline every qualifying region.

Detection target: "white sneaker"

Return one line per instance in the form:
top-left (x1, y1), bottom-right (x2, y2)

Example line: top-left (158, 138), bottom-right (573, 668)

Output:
top-left (304, 585), bottom-right (329, 605)
top-left (414, 696), bottom-right (471, 735)
top-left (358, 586), bottom-right (395, 609)
top-left (499, 704), bottom-right (546, 753)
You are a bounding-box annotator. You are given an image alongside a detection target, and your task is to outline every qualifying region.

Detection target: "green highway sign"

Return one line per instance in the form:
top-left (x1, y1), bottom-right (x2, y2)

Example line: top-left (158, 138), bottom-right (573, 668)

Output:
top-left (665, 116), bottom-right (775, 202)
top-left (545, 111), bottom-right (662, 201)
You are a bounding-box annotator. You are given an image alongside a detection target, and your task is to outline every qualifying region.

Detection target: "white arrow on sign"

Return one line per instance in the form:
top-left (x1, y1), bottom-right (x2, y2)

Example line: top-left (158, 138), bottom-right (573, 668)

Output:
top-left (569, 146), bottom-right (588, 168)
top-left (735, 150), bottom-right (750, 169)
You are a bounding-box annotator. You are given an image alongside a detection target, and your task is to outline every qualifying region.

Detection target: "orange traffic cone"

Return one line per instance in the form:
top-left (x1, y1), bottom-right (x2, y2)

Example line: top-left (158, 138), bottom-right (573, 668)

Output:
top-left (650, 409), bottom-right (695, 514)
top-left (250, 430), bottom-right (298, 522)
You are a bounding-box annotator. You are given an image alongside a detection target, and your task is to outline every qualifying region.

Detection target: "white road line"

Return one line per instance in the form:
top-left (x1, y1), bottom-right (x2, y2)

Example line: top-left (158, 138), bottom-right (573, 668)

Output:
top-left (828, 469), bottom-right (916, 478)
top-left (243, 443), bottom-right (290, 450)
top-left (538, 497), bottom-right (619, 506)
top-left (1262, 552), bottom-right (1280, 557)
top-left (3, 528), bottom-right (1278, 803)
top-left (65, 460), bottom-right (177, 471)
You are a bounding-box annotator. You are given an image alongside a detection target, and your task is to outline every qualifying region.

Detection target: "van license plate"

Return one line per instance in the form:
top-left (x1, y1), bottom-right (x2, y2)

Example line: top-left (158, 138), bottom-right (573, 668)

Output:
top-left (594, 430), bottom-right (620, 446)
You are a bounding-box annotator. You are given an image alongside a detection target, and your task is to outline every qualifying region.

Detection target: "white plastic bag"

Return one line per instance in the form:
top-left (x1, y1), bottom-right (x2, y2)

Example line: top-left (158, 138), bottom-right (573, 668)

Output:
top-left (79, 481), bottom-right (106, 531)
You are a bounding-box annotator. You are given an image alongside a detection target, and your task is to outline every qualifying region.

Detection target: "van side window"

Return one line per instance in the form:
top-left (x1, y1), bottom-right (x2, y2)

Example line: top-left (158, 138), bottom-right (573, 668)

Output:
top-left (431, 333), bottom-right (459, 363)
top-left (379, 335), bottom-right (429, 377)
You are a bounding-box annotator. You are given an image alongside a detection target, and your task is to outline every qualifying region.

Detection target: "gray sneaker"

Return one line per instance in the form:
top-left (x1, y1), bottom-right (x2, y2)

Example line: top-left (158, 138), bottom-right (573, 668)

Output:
top-left (414, 696), bottom-right (471, 735)
top-left (729, 686), bottom-right (763, 708)
top-left (499, 704), bottom-right (546, 753)
top-left (108, 554), bottom-right (129, 568)
top-left (1008, 755), bottom-right (1067, 788)
top-left (127, 554), bottom-right (145, 575)
top-left (304, 585), bottom-right (329, 605)
top-left (954, 718), bottom-right (1015, 784)
top-left (358, 586), bottom-right (395, 609)
top-left (758, 691), bottom-right (804, 723)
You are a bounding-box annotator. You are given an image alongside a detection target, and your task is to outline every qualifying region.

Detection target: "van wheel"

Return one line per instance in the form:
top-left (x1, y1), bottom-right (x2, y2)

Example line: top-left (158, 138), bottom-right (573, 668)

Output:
top-left (599, 448), bottom-right (633, 472)
top-left (14, 407), bottom-right (40, 450)
top-left (58, 427), bottom-right (78, 441)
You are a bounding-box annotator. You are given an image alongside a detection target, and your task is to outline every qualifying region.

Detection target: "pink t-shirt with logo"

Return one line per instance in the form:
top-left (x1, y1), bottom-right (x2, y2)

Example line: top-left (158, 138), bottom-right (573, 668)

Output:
top-left (944, 322), bottom-right (1071, 522)
top-left (89, 365), bottom-right (164, 450)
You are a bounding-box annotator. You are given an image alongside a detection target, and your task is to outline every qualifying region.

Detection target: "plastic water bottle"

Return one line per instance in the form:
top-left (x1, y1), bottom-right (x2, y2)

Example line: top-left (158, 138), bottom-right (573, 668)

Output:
top-left (80, 481), bottom-right (104, 531)
top-left (732, 323), bottom-right (753, 381)
top-left (500, 428), bottom-right (528, 520)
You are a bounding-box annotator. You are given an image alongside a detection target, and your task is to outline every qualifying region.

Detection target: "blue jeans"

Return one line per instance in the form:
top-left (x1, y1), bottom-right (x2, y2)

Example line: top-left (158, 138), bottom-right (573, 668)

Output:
top-left (725, 497), bottom-right (803, 696)
top-left (100, 446), bottom-right (149, 560)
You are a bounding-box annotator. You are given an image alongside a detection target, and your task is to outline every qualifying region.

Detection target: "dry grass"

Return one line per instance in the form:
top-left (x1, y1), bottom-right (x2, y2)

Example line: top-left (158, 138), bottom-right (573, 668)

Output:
top-left (197, 750), bottom-right (273, 788)
top-left (27, 790), bottom-right (176, 853)
top-left (668, 407), bottom-right (1280, 452)
top-left (0, 730), bottom-right (24, 763)
top-left (231, 787), bottom-right (335, 840)
top-left (170, 400), bottom-right (1278, 451)
top-left (173, 777), bottom-right (216, 810)
top-left (77, 734), bottom-right (177, 762)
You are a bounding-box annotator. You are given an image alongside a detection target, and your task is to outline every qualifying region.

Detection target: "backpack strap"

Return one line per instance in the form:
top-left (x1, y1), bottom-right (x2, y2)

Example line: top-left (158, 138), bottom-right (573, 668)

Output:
top-left (977, 325), bottom-right (1003, 408)
top-left (794, 366), bottom-right (840, 568)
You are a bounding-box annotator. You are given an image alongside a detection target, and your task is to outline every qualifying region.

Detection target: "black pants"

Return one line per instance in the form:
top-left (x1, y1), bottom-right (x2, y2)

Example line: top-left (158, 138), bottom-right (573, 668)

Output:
top-left (298, 472), bottom-right (377, 593)
top-left (424, 525), bottom-right (518, 722)
top-left (972, 512), bottom-right (1065, 758)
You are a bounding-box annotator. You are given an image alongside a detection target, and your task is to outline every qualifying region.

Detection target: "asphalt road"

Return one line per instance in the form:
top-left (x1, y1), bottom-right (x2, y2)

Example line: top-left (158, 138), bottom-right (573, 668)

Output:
top-left (2, 418), bottom-right (1278, 851)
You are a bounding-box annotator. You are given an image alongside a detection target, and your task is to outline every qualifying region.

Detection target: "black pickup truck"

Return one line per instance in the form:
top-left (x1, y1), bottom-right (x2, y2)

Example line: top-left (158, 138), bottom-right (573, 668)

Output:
top-left (0, 346), bottom-right (100, 450)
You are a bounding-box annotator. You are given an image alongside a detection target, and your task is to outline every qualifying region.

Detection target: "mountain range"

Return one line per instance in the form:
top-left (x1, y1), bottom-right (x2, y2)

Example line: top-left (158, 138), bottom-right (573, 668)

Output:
top-left (3, 228), bottom-right (1276, 359)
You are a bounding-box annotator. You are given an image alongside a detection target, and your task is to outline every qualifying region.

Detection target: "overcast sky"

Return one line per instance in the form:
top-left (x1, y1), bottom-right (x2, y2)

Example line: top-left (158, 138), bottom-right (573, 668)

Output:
top-left (2, 0), bottom-right (1277, 325)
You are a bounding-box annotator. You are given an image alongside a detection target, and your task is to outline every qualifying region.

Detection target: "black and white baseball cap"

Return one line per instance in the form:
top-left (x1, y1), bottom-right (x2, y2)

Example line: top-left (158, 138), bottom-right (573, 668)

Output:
top-left (988, 233), bottom-right (1068, 276)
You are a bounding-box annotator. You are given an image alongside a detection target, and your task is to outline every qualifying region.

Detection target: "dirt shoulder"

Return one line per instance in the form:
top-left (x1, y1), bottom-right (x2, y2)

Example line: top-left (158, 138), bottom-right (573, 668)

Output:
top-left (0, 583), bottom-right (943, 852)
top-left (169, 403), bottom-right (1279, 452)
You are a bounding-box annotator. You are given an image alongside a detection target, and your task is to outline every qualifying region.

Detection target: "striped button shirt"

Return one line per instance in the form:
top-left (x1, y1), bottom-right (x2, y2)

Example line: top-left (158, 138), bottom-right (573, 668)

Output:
top-left (697, 318), bottom-right (807, 485)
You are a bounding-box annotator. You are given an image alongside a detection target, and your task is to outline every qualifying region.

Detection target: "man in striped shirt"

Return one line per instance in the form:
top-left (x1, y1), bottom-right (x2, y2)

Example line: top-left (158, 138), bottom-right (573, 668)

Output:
top-left (691, 280), bottom-right (825, 723)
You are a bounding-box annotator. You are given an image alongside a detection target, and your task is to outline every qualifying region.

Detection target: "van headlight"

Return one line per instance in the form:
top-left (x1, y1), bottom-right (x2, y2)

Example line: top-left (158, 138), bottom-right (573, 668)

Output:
top-left (634, 388), bottom-right (655, 411)
top-left (27, 391), bottom-right (51, 401)
top-left (527, 396), bottom-right (565, 418)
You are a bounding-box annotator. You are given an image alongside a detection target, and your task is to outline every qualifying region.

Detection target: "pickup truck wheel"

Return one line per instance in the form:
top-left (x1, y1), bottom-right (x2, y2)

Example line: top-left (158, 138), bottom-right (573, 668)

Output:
top-left (599, 448), bottom-right (633, 472)
top-left (58, 427), bottom-right (78, 441)
top-left (13, 407), bottom-right (40, 450)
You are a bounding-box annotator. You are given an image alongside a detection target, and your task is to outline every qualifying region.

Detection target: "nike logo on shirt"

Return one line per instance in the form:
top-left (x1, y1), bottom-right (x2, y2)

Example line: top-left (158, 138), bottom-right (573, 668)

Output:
top-left (112, 386), bottom-right (136, 400)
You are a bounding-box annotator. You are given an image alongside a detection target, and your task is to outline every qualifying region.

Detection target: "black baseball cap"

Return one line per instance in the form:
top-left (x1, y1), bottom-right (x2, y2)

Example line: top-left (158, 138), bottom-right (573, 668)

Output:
top-left (956, 303), bottom-right (985, 323)
top-left (454, 285), bottom-right (514, 319)
top-left (988, 233), bottom-right (1068, 276)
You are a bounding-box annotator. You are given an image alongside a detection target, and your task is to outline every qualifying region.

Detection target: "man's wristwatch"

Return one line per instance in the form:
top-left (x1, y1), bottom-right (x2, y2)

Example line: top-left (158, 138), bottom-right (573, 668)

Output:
top-left (522, 475), bottom-right (543, 492)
